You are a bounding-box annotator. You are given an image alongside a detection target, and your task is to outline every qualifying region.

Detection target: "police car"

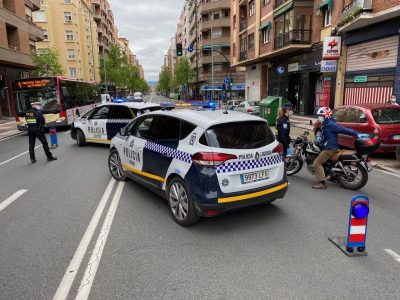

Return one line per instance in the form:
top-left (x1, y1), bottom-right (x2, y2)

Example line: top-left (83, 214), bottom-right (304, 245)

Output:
top-left (70, 102), bottom-right (161, 146)
top-left (108, 109), bottom-right (288, 226)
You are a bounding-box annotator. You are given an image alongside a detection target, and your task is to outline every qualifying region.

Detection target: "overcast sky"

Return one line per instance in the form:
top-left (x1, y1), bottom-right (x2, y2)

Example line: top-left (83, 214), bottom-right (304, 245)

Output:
top-left (108, 0), bottom-right (185, 82)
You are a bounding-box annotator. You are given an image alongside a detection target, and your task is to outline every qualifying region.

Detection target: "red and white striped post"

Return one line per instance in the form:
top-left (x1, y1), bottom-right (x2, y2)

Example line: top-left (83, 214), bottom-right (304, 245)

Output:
top-left (346, 195), bottom-right (370, 253)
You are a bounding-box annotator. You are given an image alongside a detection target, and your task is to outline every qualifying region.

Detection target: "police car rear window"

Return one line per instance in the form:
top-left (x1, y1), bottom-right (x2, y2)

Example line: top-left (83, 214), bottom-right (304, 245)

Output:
top-left (201, 121), bottom-right (275, 149)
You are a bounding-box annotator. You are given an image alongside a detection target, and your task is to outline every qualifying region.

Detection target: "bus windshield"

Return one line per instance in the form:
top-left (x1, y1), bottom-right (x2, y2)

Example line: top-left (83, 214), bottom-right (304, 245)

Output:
top-left (14, 79), bottom-right (59, 116)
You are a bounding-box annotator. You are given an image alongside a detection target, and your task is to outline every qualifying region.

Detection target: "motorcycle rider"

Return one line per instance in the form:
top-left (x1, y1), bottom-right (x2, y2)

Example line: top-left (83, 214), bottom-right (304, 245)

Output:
top-left (312, 107), bottom-right (363, 189)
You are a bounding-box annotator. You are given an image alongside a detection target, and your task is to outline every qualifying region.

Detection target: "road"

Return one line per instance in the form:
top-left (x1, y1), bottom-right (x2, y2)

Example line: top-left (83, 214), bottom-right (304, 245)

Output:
top-left (1, 104), bottom-right (400, 299)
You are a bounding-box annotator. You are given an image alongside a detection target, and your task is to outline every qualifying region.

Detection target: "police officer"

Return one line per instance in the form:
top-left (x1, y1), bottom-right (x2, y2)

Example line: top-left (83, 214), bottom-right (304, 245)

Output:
top-left (276, 104), bottom-right (293, 157)
top-left (25, 102), bottom-right (57, 163)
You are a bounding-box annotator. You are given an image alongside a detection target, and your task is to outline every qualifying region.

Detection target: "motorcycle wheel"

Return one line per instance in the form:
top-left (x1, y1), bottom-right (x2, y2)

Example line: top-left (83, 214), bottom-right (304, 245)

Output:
top-left (286, 156), bottom-right (303, 176)
top-left (337, 164), bottom-right (368, 190)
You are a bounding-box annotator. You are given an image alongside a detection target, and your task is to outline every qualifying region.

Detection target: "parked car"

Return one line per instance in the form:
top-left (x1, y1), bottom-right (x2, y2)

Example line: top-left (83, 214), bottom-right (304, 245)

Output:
top-left (314, 104), bottom-right (400, 153)
top-left (237, 100), bottom-right (260, 115)
top-left (71, 102), bottom-right (161, 146)
top-left (226, 100), bottom-right (242, 110)
top-left (108, 110), bottom-right (288, 226)
top-left (134, 92), bottom-right (143, 102)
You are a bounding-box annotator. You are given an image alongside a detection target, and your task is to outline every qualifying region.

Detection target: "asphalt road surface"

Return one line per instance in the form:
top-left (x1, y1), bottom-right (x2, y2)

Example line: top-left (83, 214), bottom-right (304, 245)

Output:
top-left (1, 115), bottom-right (400, 299)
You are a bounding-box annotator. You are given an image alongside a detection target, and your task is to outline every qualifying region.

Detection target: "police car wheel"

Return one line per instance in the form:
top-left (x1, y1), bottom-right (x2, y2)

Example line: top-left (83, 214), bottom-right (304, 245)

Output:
top-left (167, 177), bottom-right (199, 226)
top-left (76, 129), bottom-right (86, 146)
top-left (108, 150), bottom-right (126, 181)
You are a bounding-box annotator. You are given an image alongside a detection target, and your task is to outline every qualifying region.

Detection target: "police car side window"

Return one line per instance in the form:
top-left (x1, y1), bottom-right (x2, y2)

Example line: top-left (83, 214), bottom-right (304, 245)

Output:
top-left (91, 106), bottom-right (110, 119)
top-left (180, 120), bottom-right (196, 140)
top-left (131, 115), bottom-right (158, 140)
top-left (110, 106), bottom-right (132, 119)
top-left (151, 116), bottom-right (180, 141)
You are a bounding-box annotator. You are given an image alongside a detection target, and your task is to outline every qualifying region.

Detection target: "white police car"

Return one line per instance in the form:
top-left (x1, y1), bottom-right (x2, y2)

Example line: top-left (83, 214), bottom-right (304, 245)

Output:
top-left (70, 102), bottom-right (161, 146)
top-left (108, 109), bottom-right (288, 226)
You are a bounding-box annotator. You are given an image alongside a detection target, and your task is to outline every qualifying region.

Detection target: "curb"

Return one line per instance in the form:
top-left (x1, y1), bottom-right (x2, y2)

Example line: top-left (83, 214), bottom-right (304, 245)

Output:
top-left (372, 163), bottom-right (400, 176)
top-left (0, 131), bottom-right (25, 141)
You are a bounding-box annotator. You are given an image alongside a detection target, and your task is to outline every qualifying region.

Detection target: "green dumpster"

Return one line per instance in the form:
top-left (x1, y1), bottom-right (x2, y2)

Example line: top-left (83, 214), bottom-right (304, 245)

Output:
top-left (259, 96), bottom-right (291, 125)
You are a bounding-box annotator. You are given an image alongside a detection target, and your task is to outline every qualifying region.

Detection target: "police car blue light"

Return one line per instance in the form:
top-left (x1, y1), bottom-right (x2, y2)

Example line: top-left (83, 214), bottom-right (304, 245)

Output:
top-left (108, 109), bottom-right (288, 226)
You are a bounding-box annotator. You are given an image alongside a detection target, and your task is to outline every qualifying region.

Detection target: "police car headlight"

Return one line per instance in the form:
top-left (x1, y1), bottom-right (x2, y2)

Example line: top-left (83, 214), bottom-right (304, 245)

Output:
top-left (56, 117), bottom-right (66, 123)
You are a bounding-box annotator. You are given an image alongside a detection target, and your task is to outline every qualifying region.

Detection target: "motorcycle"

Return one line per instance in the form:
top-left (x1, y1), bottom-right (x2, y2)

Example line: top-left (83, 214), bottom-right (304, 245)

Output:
top-left (286, 131), bottom-right (380, 190)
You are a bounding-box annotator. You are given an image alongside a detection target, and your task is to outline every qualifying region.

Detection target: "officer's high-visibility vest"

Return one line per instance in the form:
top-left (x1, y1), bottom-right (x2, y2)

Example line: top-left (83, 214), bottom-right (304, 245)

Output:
top-left (25, 111), bottom-right (37, 124)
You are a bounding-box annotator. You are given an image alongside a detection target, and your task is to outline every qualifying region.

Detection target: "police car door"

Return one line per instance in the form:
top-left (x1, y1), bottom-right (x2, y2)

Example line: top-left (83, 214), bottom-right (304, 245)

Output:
top-left (107, 105), bottom-right (134, 140)
top-left (87, 105), bottom-right (111, 143)
top-left (122, 115), bottom-right (159, 187)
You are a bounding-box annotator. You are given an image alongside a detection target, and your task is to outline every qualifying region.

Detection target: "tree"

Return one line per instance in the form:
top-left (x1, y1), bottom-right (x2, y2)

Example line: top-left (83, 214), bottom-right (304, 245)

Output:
top-left (31, 48), bottom-right (64, 77)
top-left (158, 67), bottom-right (172, 94)
top-left (173, 57), bottom-right (194, 99)
top-left (100, 43), bottom-right (130, 88)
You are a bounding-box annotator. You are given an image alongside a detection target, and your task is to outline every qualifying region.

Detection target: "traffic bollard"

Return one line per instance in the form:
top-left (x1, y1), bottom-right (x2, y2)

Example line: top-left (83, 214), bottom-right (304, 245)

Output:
top-left (328, 195), bottom-right (370, 257)
top-left (50, 127), bottom-right (59, 149)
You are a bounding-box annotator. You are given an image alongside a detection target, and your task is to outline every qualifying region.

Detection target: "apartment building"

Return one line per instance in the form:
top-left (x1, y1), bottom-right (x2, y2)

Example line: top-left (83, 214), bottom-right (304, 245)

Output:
top-left (232, 0), bottom-right (400, 114)
top-left (0, 0), bottom-right (44, 117)
top-left (88, 0), bottom-right (117, 55)
top-left (33, 0), bottom-right (99, 81)
top-left (187, 0), bottom-right (245, 100)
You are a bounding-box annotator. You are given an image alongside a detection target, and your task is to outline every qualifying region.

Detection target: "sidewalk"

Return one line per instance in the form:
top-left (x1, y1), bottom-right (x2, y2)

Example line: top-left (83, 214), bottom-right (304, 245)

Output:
top-left (290, 115), bottom-right (400, 176)
top-left (0, 118), bottom-right (22, 140)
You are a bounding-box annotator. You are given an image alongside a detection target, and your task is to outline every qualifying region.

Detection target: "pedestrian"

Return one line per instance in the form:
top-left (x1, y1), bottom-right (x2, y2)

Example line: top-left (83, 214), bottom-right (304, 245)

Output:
top-left (25, 102), bottom-right (57, 164)
top-left (389, 95), bottom-right (399, 106)
top-left (276, 105), bottom-right (292, 157)
top-left (312, 107), bottom-right (363, 189)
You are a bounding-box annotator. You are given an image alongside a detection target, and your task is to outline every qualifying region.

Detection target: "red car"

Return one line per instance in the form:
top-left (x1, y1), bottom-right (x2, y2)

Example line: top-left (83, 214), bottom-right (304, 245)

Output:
top-left (314, 104), bottom-right (400, 153)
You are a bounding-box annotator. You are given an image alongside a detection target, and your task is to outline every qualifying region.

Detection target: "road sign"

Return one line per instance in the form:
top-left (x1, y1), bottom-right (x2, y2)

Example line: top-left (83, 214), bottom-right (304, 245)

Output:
top-left (224, 77), bottom-right (230, 84)
top-left (354, 76), bottom-right (368, 83)
top-left (188, 45), bottom-right (193, 53)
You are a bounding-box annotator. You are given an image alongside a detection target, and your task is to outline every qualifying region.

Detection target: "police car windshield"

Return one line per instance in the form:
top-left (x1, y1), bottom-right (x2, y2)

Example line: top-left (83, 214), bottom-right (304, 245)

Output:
top-left (202, 121), bottom-right (275, 149)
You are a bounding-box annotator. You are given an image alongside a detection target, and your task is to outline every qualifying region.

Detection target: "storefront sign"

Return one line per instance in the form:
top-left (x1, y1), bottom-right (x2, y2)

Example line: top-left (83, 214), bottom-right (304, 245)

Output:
top-left (322, 36), bottom-right (341, 60)
top-left (288, 62), bottom-right (299, 72)
top-left (346, 36), bottom-right (398, 72)
top-left (354, 75), bottom-right (368, 83)
top-left (321, 60), bottom-right (337, 72)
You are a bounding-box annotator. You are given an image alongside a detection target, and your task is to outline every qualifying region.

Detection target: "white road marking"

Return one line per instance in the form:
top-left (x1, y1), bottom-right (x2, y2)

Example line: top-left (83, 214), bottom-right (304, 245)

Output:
top-left (75, 181), bottom-right (125, 300)
top-left (384, 249), bottom-right (400, 263)
top-left (0, 132), bottom-right (25, 141)
top-left (0, 121), bottom-right (16, 126)
top-left (0, 146), bottom-right (42, 166)
top-left (375, 169), bottom-right (400, 178)
top-left (148, 93), bottom-right (154, 103)
top-left (53, 178), bottom-right (116, 300)
top-left (0, 190), bottom-right (28, 213)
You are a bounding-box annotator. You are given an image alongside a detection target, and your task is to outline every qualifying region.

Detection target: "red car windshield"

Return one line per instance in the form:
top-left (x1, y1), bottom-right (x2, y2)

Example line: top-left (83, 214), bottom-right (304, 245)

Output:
top-left (371, 108), bottom-right (400, 124)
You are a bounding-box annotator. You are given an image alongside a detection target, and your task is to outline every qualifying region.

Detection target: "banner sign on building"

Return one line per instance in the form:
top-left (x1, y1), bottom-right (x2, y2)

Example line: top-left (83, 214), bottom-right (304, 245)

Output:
top-left (321, 60), bottom-right (337, 72)
top-left (322, 37), bottom-right (341, 60)
top-left (288, 62), bottom-right (299, 72)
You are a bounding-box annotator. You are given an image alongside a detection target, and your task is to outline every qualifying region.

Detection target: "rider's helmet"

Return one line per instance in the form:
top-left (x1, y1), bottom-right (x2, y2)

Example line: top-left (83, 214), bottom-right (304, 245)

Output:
top-left (316, 107), bottom-right (332, 120)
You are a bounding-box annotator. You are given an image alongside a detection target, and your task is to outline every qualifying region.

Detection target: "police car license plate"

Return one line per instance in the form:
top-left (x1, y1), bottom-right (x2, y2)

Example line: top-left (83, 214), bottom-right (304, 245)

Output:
top-left (240, 169), bottom-right (269, 184)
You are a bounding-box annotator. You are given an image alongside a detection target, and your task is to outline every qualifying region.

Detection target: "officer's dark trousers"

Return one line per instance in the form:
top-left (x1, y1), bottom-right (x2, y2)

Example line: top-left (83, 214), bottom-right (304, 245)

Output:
top-left (28, 129), bottom-right (52, 160)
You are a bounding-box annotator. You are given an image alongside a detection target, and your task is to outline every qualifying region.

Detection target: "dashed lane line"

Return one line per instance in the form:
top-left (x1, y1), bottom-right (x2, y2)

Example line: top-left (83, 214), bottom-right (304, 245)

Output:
top-left (384, 249), bottom-right (400, 264)
top-left (53, 178), bottom-right (116, 300)
top-left (75, 181), bottom-right (125, 300)
top-left (0, 190), bottom-right (28, 213)
top-left (0, 146), bottom-right (42, 166)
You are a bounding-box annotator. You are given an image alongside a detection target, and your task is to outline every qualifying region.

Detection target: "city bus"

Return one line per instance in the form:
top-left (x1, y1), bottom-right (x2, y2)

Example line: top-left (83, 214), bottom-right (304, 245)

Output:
top-left (12, 76), bottom-right (101, 130)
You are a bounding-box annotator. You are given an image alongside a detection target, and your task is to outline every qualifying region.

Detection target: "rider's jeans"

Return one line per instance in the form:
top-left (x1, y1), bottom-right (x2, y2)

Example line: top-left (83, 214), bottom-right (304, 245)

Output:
top-left (314, 150), bottom-right (338, 182)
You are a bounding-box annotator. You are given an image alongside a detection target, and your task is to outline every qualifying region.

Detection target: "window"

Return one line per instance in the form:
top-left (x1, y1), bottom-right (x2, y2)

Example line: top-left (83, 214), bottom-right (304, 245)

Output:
top-left (69, 68), bottom-right (77, 78)
top-left (212, 29), bottom-right (222, 38)
top-left (32, 10), bottom-right (46, 22)
top-left (214, 64), bottom-right (223, 72)
top-left (64, 0), bottom-right (71, 3)
top-left (263, 0), bottom-right (270, 5)
top-left (263, 29), bottom-right (270, 44)
top-left (64, 12), bottom-right (72, 23)
top-left (332, 108), bottom-right (346, 121)
top-left (6, 24), bottom-right (20, 50)
top-left (43, 29), bottom-right (49, 41)
top-left (25, 6), bottom-right (33, 22)
top-left (342, 108), bottom-right (358, 123)
top-left (67, 49), bottom-right (75, 60)
top-left (91, 106), bottom-right (111, 119)
top-left (131, 116), bottom-right (158, 140)
top-left (248, 33), bottom-right (254, 50)
top-left (181, 121), bottom-right (197, 139)
top-left (249, 1), bottom-right (255, 17)
top-left (110, 106), bottom-right (133, 119)
top-left (359, 111), bottom-right (367, 123)
top-left (151, 116), bottom-right (180, 141)
top-left (372, 108), bottom-right (400, 124)
top-left (323, 9), bottom-right (332, 27)
top-left (65, 30), bottom-right (74, 41)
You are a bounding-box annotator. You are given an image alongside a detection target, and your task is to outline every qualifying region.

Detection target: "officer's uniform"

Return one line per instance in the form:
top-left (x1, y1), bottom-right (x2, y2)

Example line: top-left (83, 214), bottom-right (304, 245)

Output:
top-left (25, 106), bottom-right (55, 163)
top-left (276, 114), bottom-right (291, 157)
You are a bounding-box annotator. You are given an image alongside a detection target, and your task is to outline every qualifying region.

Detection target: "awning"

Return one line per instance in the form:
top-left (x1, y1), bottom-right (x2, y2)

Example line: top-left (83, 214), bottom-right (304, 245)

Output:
top-left (273, 1), bottom-right (293, 17)
top-left (259, 21), bottom-right (272, 31)
top-left (317, 0), bottom-right (333, 11)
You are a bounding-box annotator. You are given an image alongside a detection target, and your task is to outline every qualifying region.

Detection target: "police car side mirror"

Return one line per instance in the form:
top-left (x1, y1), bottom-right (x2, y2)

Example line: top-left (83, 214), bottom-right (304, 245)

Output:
top-left (119, 127), bottom-right (128, 136)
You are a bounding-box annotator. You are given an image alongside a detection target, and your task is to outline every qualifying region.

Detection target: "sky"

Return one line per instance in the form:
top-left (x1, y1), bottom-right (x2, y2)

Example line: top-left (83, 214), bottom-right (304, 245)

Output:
top-left (108, 0), bottom-right (185, 82)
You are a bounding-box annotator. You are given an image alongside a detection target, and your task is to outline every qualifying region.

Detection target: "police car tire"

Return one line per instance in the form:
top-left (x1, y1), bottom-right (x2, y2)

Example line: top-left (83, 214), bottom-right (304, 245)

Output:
top-left (76, 129), bottom-right (86, 146)
top-left (108, 150), bottom-right (126, 181)
top-left (167, 177), bottom-right (199, 226)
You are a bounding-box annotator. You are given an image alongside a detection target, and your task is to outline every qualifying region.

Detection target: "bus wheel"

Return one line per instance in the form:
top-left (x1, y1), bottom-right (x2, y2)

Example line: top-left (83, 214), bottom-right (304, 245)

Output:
top-left (76, 129), bottom-right (86, 146)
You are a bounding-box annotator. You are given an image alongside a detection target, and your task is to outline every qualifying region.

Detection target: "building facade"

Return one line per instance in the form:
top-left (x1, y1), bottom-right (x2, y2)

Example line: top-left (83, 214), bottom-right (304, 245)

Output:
top-left (186, 0), bottom-right (245, 100)
top-left (33, 0), bottom-right (100, 81)
top-left (0, 0), bottom-right (44, 117)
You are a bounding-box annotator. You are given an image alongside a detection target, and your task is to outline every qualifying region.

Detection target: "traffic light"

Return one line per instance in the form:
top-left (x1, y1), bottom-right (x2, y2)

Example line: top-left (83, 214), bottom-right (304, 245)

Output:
top-left (176, 43), bottom-right (183, 57)
top-left (229, 78), bottom-right (234, 87)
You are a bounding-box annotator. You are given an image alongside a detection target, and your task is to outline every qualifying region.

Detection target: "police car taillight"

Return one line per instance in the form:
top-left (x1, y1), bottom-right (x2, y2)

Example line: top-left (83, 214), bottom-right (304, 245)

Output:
top-left (272, 143), bottom-right (284, 155)
top-left (192, 152), bottom-right (237, 167)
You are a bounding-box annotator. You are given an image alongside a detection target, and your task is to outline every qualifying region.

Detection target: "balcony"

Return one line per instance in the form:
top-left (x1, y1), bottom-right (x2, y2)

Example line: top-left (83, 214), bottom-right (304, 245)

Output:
top-left (239, 20), bottom-right (248, 32)
top-left (94, 13), bottom-right (101, 21)
top-left (274, 30), bottom-right (311, 49)
top-left (202, 18), bottom-right (230, 30)
top-left (274, 0), bottom-right (291, 9)
top-left (200, 55), bottom-right (229, 65)
top-left (340, 0), bottom-right (372, 24)
top-left (202, 37), bottom-right (230, 48)
top-left (201, 0), bottom-right (230, 13)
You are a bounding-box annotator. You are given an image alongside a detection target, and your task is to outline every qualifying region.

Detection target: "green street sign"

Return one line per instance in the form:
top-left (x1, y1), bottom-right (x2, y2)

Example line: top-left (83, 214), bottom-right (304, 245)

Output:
top-left (354, 75), bottom-right (368, 83)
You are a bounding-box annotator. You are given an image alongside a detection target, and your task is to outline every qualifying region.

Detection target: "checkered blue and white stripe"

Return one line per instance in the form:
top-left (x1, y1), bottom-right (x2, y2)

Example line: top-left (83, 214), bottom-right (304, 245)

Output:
top-left (216, 154), bottom-right (282, 174)
top-left (145, 141), bottom-right (192, 163)
top-left (107, 119), bottom-right (132, 123)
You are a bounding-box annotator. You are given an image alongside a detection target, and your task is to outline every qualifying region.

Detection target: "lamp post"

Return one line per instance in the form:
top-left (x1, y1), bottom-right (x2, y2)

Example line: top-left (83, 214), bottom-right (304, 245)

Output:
top-left (103, 55), bottom-right (108, 94)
